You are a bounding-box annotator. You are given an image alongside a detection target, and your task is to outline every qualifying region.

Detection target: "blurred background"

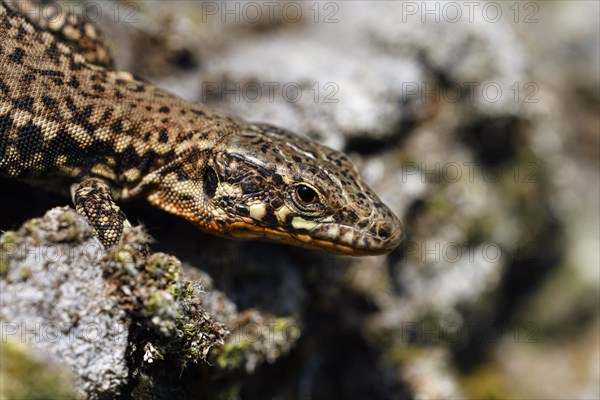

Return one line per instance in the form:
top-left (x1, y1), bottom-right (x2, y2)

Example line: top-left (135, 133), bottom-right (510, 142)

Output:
top-left (1, 1), bottom-right (598, 399)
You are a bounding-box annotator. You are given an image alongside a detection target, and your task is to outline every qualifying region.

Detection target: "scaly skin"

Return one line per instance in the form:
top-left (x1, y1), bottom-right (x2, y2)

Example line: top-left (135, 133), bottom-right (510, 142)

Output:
top-left (0, 1), bottom-right (402, 255)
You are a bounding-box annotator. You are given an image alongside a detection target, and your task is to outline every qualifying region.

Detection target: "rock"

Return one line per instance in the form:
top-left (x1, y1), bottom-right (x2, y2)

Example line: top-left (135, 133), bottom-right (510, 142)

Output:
top-left (0, 207), bottom-right (228, 398)
top-left (1, 207), bottom-right (131, 397)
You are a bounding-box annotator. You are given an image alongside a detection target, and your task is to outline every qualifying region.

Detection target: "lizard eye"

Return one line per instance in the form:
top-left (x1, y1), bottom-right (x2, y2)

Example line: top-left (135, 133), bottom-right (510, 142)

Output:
top-left (295, 184), bottom-right (319, 205)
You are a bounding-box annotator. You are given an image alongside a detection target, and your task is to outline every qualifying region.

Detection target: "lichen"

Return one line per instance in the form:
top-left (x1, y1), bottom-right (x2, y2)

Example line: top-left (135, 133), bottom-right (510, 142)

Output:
top-left (103, 244), bottom-right (228, 369)
top-left (211, 312), bottom-right (300, 373)
top-left (1, 206), bottom-right (235, 398)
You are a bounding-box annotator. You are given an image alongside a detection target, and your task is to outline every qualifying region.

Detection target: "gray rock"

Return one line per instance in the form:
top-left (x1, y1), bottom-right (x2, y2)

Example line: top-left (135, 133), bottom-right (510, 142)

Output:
top-left (1, 207), bottom-right (130, 397)
top-left (0, 207), bottom-right (229, 398)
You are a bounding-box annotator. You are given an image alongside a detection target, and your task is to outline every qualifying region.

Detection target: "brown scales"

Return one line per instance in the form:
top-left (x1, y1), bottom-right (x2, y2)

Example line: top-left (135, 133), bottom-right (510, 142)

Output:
top-left (0, 1), bottom-right (402, 256)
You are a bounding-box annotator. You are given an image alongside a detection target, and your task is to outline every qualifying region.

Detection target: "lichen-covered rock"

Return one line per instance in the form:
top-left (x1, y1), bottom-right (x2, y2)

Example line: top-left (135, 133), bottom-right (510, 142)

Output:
top-left (1, 207), bottom-right (131, 397)
top-left (0, 207), bottom-right (228, 398)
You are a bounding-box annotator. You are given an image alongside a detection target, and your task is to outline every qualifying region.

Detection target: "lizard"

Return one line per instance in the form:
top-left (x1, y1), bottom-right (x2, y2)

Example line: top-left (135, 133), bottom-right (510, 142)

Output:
top-left (0, 1), bottom-right (403, 256)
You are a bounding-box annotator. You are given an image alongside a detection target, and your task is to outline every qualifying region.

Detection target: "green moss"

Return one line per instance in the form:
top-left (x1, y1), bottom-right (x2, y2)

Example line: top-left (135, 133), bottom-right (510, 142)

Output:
top-left (0, 258), bottom-right (9, 277)
top-left (18, 267), bottom-right (31, 281)
top-left (145, 291), bottom-right (168, 313)
top-left (116, 247), bottom-right (136, 266)
top-left (387, 342), bottom-right (428, 365)
top-left (170, 310), bottom-right (222, 364)
top-left (215, 339), bottom-right (252, 369)
top-left (106, 249), bottom-right (226, 370)
top-left (61, 210), bottom-right (76, 225)
top-left (22, 219), bottom-right (39, 236)
top-left (68, 227), bottom-right (80, 240)
top-left (174, 281), bottom-right (195, 299)
top-left (0, 231), bottom-right (17, 244)
top-left (427, 194), bottom-right (452, 217)
top-left (0, 340), bottom-right (78, 399)
top-left (459, 362), bottom-right (520, 399)
top-left (146, 253), bottom-right (180, 283)
top-left (181, 322), bottom-right (197, 337)
top-left (1, 234), bottom-right (19, 278)
top-left (272, 317), bottom-right (297, 337)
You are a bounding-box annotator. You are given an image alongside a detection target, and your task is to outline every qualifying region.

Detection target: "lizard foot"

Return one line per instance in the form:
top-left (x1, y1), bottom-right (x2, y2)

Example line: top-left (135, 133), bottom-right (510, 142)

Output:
top-left (72, 178), bottom-right (130, 249)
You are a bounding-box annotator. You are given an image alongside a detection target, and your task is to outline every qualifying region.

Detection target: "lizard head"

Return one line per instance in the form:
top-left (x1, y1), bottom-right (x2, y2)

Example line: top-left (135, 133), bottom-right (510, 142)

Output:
top-left (193, 123), bottom-right (403, 256)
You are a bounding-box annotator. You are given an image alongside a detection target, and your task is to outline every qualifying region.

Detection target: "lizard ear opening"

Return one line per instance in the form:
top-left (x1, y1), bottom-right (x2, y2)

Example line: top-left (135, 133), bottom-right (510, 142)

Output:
top-left (203, 167), bottom-right (218, 199)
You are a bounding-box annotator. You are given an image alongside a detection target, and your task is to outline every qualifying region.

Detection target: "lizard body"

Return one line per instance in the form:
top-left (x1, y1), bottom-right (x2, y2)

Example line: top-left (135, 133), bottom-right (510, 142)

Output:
top-left (0, 1), bottom-right (402, 256)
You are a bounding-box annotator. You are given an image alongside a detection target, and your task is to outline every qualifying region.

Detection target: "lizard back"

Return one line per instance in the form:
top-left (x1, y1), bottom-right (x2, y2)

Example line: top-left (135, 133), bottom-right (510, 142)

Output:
top-left (0, 2), bottom-right (236, 189)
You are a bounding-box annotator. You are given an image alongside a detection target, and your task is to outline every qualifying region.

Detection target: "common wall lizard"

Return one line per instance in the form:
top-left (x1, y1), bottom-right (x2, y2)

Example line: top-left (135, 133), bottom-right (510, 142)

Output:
top-left (0, 1), bottom-right (402, 256)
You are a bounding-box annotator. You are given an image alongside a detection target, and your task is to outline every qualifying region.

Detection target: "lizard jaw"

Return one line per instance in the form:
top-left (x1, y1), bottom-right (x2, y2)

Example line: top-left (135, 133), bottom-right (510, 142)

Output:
top-left (223, 216), bottom-right (403, 256)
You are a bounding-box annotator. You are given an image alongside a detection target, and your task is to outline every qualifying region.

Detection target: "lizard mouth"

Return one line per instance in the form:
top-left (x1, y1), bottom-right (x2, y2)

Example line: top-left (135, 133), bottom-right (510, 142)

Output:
top-left (224, 217), bottom-right (403, 256)
top-left (301, 219), bottom-right (403, 256)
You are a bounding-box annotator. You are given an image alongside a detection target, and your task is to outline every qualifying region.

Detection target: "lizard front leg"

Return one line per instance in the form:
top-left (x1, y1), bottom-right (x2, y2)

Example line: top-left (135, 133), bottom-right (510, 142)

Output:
top-left (72, 178), bottom-right (131, 249)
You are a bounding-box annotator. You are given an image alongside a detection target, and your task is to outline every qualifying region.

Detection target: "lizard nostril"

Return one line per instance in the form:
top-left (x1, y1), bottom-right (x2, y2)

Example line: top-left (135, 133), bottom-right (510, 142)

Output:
top-left (375, 221), bottom-right (393, 239)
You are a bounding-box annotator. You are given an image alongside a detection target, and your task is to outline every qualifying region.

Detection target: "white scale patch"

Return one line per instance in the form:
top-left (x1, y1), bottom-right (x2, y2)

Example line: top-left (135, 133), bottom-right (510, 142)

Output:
top-left (291, 217), bottom-right (318, 231)
top-left (341, 230), bottom-right (354, 244)
top-left (249, 203), bottom-right (266, 221)
top-left (276, 206), bottom-right (290, 222)
top-left (327, 225), bottom-right (340, 238)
